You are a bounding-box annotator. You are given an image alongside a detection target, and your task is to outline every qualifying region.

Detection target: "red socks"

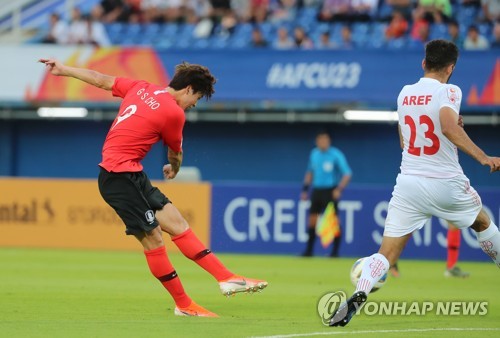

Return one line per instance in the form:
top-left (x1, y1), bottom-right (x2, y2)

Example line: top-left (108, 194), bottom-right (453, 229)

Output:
top-left (172, 228), bottom-right (233, 281)
top-left (447, 228), bottom-right (461, 269)
top-left (144, 246), bottom-right (191, 308)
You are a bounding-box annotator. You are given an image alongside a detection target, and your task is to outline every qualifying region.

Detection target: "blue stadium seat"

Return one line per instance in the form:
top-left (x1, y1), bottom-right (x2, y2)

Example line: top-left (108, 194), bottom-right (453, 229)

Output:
top-left (430, 24), bottom-right (447, 40)
top-left (105, 22), bottom-right (124, 36)
top-left (192, 38), bottom-right (211, 49)
top-left (230, 36), bottom-right (251, 49)
top-left (143, 23), bottom-right (161, 36)
top-left (177, 24), bottom-right (196, 40)
top-left (154, 38), bottom-right (175, 49)
top-left (351, 23), bottom-right (371, 47)
top-left (160, 23), bottom-right (179, 38)
top-left (232, 23), bottom-right (253, 39)
top-left (210, 35), bottom-right (230, 49)
top-left (386, 37), bottom-right (407, 50)
top-left (478, 23), bottom-right (491, 37)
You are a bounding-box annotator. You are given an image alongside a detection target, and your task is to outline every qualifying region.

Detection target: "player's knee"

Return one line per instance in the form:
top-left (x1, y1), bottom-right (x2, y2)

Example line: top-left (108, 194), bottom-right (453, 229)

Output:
top-left (138, 227), bottom-right (164, 250)
top-left (471, 209), bottom-right (491, 232)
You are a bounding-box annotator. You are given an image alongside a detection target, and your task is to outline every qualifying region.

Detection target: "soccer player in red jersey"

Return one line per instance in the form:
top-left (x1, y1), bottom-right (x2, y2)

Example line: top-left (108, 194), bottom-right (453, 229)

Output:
top-left (39, 58), bottom-right (267, 317)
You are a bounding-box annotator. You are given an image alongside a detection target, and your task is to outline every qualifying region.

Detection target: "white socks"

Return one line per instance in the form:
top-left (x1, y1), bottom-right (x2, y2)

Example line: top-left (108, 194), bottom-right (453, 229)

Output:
top-left (356, 253), bottom-right (390, 294)
top-left (475, 221), bottom-right (500, 268)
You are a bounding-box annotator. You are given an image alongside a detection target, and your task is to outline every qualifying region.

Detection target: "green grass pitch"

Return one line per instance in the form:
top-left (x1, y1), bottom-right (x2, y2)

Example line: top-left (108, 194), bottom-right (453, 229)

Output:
top-left (1, 247), bottom-right (498, 338)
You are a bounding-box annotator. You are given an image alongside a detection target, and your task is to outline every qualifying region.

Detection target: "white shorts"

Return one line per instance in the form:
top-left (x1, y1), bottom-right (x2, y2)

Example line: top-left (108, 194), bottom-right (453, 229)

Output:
top-left (384, 174), bottom-right (482, 237)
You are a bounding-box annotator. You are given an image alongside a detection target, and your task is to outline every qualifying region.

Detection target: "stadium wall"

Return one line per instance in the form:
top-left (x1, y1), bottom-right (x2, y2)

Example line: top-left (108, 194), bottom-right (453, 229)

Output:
top-left (0, 178), bottom-right (211, 251)
top-left (0, 120), bottom-right (499, 187)
top-left (1, 178), bottom-right (498, 262)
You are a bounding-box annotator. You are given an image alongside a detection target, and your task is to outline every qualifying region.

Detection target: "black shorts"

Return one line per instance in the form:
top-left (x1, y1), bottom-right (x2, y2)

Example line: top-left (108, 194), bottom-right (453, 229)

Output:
top-left (310, 187), bottom-right (338, 214)
top-left (98, 167), bottom-right (170, 235)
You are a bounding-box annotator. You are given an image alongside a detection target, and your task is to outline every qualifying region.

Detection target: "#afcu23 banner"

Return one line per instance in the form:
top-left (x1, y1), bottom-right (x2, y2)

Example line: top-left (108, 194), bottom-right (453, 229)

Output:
top-left (0, 46), bottom-right (498, 111)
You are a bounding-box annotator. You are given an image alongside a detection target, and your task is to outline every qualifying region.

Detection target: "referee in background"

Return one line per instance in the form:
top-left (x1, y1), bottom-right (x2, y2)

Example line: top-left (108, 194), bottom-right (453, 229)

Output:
top-left (301, 130), bottom-right (352, 257)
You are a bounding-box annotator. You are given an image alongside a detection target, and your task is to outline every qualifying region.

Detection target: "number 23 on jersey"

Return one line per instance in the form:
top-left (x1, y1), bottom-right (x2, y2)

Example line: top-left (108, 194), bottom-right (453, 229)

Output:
top-left (404, 114), bottom-right (440, 156)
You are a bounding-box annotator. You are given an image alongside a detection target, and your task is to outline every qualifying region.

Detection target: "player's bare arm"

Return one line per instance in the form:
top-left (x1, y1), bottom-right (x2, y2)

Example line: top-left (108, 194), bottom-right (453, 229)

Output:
top-left (38, 58), bottom-right (115, 91)
top-left (440, 107), bottom-right (500, 172)
top-left (163, 148), bottom-right (183, 179)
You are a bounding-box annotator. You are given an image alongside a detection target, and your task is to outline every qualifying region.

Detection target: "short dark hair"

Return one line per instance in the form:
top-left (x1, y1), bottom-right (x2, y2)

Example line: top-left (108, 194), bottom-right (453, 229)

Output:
top-left (169, 62), bottom-right (216, 100)
top-left (316, 129), bottom-right (331, 138)
top-left (448, 19), bottom-right (459, 28)
top-left (424, 39), bottom-right (458, 73)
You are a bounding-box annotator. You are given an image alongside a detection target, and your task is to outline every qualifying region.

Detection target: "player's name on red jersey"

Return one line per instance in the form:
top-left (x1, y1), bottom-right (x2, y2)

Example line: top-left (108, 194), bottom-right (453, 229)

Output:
top-left (402, 95), bottom-right (432, 106)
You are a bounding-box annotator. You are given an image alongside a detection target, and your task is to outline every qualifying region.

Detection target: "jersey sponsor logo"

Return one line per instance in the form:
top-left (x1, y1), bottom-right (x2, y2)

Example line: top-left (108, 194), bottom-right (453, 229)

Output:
top-left (266, 62), bottom-right (361, 89)
top-left (402, 95), bottom-right (432, 106)
top-left (145, 210), bottom-right (155, 224)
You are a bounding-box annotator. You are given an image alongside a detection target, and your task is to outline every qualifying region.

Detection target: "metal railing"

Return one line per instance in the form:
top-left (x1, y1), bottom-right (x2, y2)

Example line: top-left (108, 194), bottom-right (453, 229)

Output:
top-left (0, 0), bottom-right (78, 37)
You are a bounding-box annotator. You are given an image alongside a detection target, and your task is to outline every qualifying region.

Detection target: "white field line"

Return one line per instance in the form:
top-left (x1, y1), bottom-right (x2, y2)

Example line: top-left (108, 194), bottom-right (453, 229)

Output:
top-left (250, 327), bottom-right (500, 338)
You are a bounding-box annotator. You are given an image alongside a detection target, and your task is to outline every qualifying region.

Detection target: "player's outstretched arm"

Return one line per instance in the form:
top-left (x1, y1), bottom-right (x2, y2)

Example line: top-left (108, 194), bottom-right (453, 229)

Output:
top-left (440, 107), bottom-right (500, 172)
top-left (38, 58), bottom-right (115, 91)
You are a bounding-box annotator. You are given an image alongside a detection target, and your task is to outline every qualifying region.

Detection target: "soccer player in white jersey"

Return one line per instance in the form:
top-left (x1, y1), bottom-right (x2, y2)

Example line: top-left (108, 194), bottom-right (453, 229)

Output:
top-left (329, 39), bottom-right (500, 327)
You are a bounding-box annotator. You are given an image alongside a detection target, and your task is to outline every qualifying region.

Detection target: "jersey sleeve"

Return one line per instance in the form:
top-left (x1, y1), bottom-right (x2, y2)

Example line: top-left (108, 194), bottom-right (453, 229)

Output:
top-left (438, 85), bottom-right (462, 114)
top-left (335, 150), bottom-right (352, 176)
top-left (112, 77), bottom-right (143, 98)
top-left (161, 107), bottom-right (185, 152)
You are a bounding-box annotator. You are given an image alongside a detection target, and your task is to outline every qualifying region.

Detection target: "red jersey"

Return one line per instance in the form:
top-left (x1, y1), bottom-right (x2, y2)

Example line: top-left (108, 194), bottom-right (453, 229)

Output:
top-left (99, 77), bottom-right (185, 172)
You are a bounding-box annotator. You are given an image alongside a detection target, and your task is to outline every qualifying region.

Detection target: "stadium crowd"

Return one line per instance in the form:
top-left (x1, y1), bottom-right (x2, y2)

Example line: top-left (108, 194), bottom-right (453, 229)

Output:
top-left (41, 0), bottom-right (500, 49)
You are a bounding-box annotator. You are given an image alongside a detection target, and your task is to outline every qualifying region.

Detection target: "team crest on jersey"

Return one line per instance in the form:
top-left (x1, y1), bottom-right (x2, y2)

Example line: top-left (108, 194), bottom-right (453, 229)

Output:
top-left (145, 210), bottom-right (155, 224)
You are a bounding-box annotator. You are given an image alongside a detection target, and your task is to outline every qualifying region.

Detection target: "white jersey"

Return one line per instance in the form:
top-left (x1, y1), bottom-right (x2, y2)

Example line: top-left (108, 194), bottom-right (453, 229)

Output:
top-left (397, 77), bottom-right (464, 178)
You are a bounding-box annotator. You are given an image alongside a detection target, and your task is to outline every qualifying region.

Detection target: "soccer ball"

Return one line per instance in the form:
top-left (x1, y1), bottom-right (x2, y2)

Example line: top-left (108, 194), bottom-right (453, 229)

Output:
top-left (350, 257), bottom-right (388, 293)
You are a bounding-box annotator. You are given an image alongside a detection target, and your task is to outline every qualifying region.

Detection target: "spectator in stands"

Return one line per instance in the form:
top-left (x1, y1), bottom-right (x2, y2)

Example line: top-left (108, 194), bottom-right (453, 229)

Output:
top-left (249, 0), bottom-right (270, 23)
top-left (316, 30), bottom-right (337, 49)
top-left (481, 0), bottom-right (500, 22)
top-left (418, 0), bottom-right (452, 23)
top-left (141, 0), bottom-right (168, 23)
top-left (164, 0), bottom-right (184, 22)
top-left (185, 0), bottom-right (213, 24)
top-left (216, 10), bottom-right (239, 37)
top-left (383, 0), bottom-right (413, 20)
top-left (385, 10), bottom-right (409, 39)
top-left (337, 24), bottom-right (355, 48)
top-left (410, 6), bottom-right (430, 41)
top-left (318, 0), bottom-right (352, 22)
top-left (269, 0), bottom-right (298, 23)
top-left (231, 0), bottom-right (252, 22)
top-left (293, 26), bottom-right (314, 48)
top-left (251, 26), bottom-right (269, 47)
top-left (68, 7), bottom-right (87, 44)
top-left (464, 24), bottom-right (490, 49)
top-left (447, 20), bottom-right (464, 48)
top-left (88, 6), bottom-right (112, 46)
top-left (98, 0), bottom-right (132, 23)
top-left (408, 14), bottom-right (431, 48)
top-left (42, 12), bottom-right (68, 44)
top-left (273, 26), bottom-right (295, 48)
top-left (68, 8), bottom-right (111, 47)
top-left (491, 21), bottom-right (500, 48)
top-left (351, 0), bottom-right (379, 22)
